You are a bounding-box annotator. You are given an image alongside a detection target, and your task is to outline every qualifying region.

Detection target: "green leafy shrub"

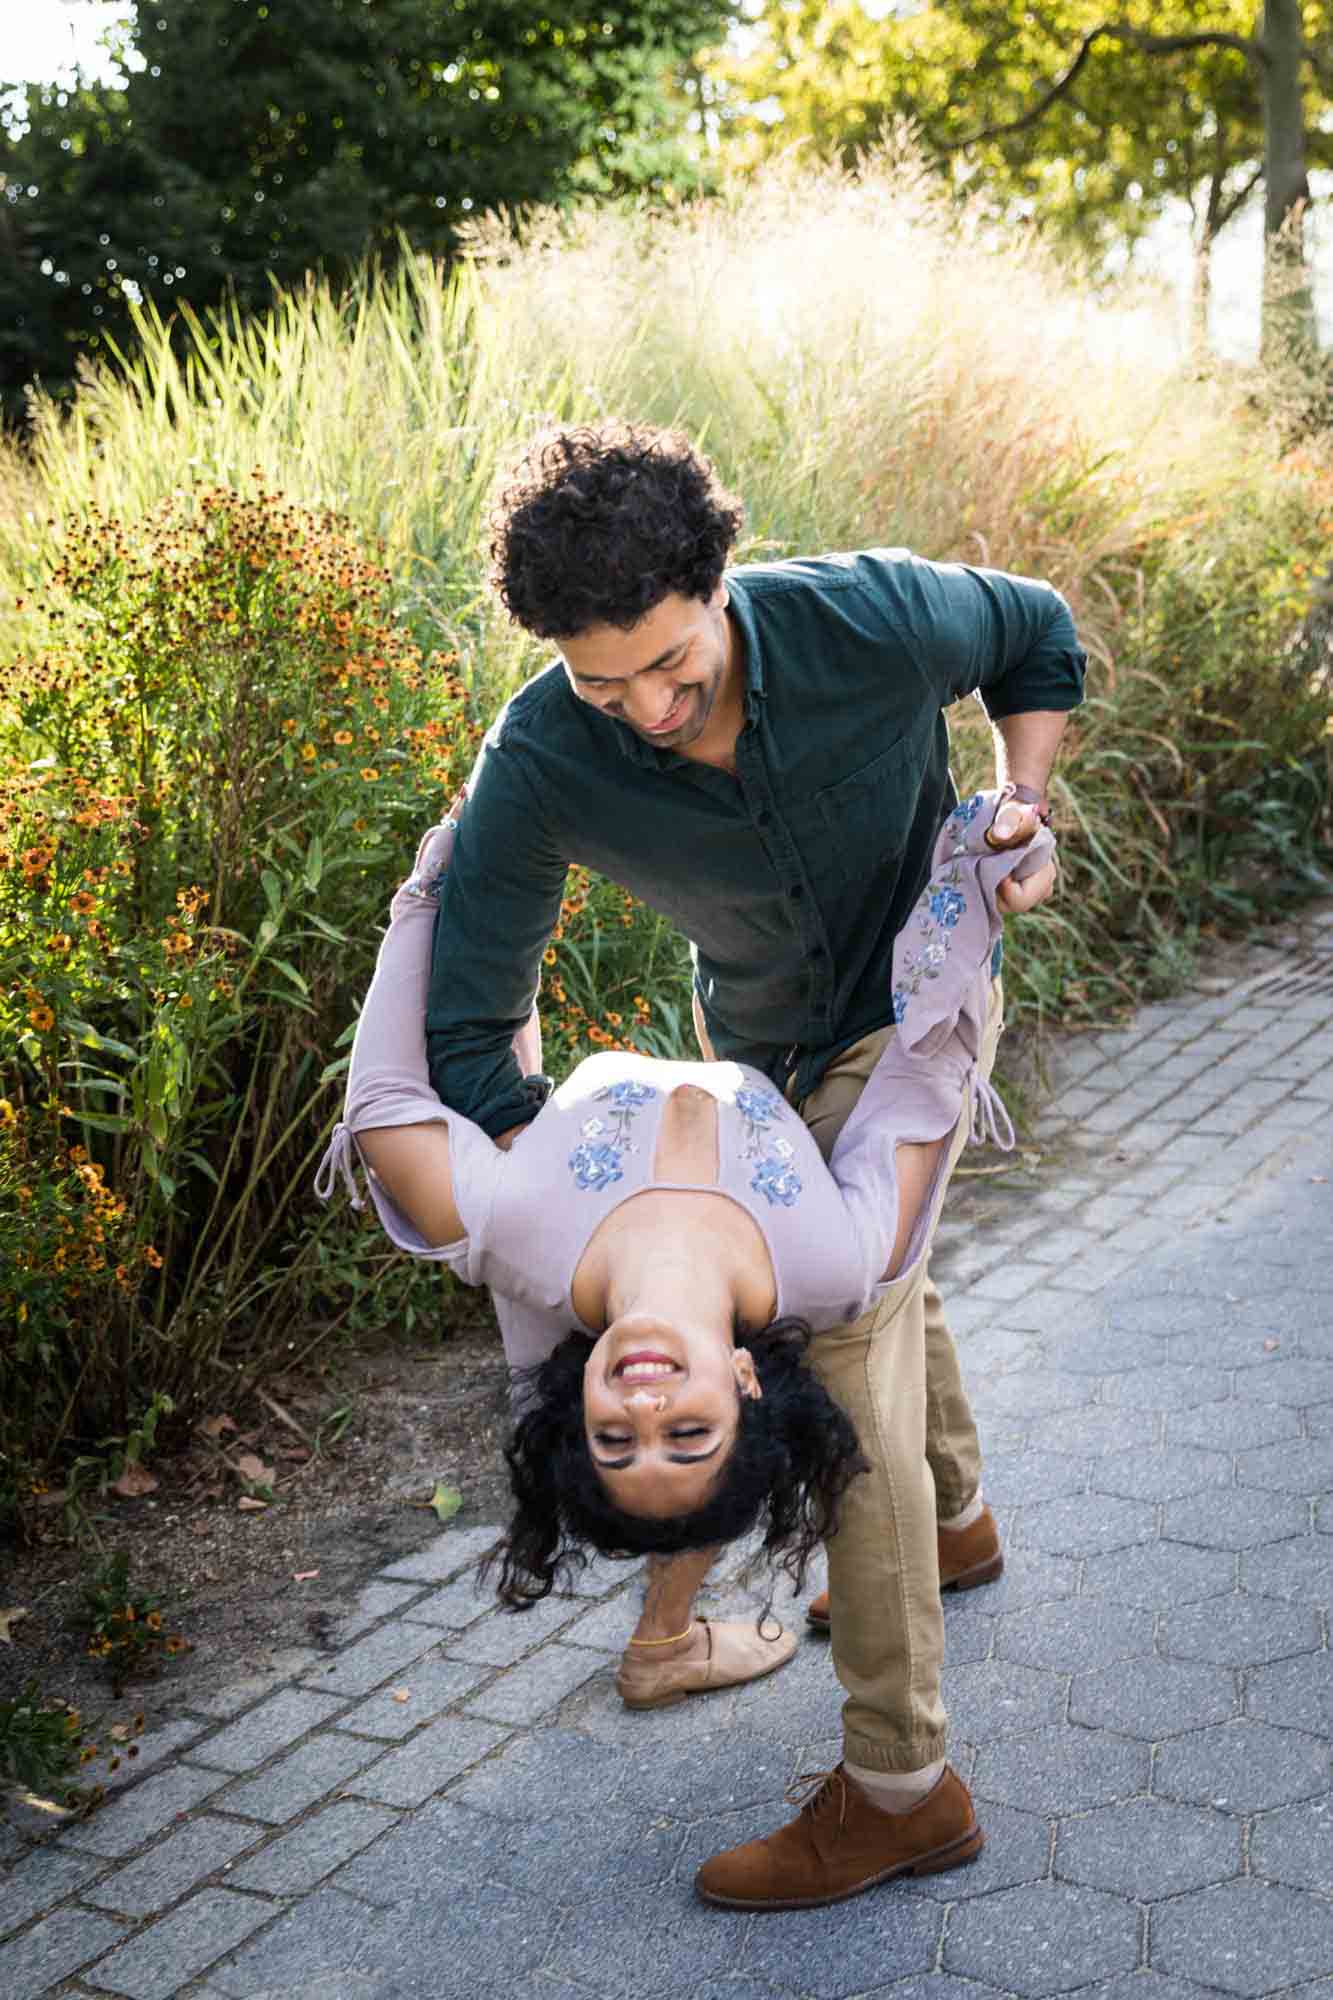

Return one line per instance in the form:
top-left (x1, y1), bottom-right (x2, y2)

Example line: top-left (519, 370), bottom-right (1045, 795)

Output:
top-left (0, 1676), bottom-right (151, 1813)
top-left (0, 1681), bottom-right (108, 1812)
top-left (0, 484), bottom-right (480, 1531)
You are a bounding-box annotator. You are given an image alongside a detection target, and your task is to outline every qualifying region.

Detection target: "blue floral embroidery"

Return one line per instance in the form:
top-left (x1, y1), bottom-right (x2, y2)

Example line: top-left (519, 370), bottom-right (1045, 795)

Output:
top-left (735, 1086), bottom-right (782, 1124)
top-left (752, 1154), bottom-right (803, 1207)
top-left (569, 1142), bottom-right (624, 1192)
top-left (592, 1079), bottom-right (657, 1153)
top-left (568, 1077), bottom-right (658, 1190)
top-left (736, 1083), bottom-right (792, 1163)
top-left (894, 856), bottom-right (967, 1022)
top-left (928, 885), bottom-right (966, 929)
top-left (603, 1081), bottom-right (656, 1109)
top-left (952, 794), bottom-right (984, 825)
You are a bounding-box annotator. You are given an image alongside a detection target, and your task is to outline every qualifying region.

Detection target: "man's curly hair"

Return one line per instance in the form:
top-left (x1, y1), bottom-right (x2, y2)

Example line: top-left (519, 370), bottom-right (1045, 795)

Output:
top-left (487, 421), bottom-right (745, 639)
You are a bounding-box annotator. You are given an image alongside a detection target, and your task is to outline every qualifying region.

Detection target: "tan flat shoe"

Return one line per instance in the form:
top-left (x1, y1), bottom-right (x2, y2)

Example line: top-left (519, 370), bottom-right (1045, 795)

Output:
top-left (616, 1616), bottom-right (797, 1711)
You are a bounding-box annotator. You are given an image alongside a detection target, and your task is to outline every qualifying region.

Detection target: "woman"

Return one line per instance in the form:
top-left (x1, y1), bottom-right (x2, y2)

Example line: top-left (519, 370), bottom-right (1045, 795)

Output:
top-left (316, 787), bottom-right (1050, 1704)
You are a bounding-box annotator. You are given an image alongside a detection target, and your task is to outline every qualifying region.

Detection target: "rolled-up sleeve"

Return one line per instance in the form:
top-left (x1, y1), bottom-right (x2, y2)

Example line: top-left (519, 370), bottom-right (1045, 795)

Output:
top-left (424, 722), bottom-right (567, 1139)
top-left (879, 555), bottom-right (1086, 720)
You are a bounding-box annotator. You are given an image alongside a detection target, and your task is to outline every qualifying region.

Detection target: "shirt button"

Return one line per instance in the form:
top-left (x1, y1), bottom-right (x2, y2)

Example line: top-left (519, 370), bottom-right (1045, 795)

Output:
top-left (810, 943), bottom-right (825, 959)
top-left (788, 883), bottom-right (804, 900)
top-left (756, 809), bottom-right (773, 828)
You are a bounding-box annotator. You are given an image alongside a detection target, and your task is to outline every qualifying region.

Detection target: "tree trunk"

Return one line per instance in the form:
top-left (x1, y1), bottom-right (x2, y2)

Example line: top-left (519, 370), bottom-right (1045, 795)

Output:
top-left (1190, 230), bottom-right (1213, 359)
top-left (1260, 0), bottom-right (1316, 360)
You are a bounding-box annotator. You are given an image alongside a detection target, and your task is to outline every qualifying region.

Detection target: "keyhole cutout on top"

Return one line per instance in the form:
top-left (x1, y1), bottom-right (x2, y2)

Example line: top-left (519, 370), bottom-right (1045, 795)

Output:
top-left (651, 1083), bottom-right (721, 1185)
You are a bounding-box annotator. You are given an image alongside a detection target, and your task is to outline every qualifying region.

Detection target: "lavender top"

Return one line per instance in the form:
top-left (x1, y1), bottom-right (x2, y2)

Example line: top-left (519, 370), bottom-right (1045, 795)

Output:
top-left (315, 790), bottom-right (1054, 1370)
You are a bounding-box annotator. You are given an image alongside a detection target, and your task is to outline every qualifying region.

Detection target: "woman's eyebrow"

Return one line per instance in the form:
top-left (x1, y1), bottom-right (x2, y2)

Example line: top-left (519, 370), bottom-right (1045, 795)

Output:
top-left (592, 1440), bottom-right (724, 1471)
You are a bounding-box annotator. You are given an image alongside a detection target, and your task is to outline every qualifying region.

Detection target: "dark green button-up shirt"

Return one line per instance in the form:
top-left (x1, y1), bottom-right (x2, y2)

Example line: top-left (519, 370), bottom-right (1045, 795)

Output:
top-left (425, 549), bottom-right (1085, 1137)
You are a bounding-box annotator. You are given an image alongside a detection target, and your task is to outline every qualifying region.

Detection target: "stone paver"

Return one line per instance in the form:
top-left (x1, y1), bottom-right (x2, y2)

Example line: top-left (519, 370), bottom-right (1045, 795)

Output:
top-left (3, 908), bottom-right (1332, 1998)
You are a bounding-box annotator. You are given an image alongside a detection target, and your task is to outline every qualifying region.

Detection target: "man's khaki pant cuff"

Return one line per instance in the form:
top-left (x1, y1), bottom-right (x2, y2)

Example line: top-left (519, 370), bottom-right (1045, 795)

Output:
top-left (842, 1731), bottom-right (949, 1775)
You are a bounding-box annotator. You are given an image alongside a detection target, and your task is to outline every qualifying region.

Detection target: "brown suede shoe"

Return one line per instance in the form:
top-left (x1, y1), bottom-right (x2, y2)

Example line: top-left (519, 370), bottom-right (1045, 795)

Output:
top-left (806, 1506), bottom-right (1004, 1630)
top-left (695, 1764), bottom-right (982, 1909)
top-left (615, 1617), bottom-right (797, 1711)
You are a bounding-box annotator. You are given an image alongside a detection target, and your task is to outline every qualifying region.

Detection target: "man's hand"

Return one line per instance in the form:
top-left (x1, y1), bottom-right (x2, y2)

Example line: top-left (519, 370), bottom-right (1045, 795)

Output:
top-left (989, 801), bottom-right (1058, 916)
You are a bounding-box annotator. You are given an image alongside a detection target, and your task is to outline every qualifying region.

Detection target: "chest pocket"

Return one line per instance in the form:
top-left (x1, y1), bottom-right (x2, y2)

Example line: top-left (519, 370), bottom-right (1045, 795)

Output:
top-left (815, 734), bottom-right (922, 859)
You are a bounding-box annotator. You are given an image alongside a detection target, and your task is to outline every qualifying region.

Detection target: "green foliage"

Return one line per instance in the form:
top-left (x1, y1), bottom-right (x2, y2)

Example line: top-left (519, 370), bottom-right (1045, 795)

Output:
top-left (1, 0), bottom-right (733, 407)
top-left (0, 1679), bottom-right (110, 1811)
top-left (710, 2), bottom-right (1329, 277)
top-left (0, 481), bottom-right (480, 1530)
top-left (80, 1549), bottom-right (191, 1692)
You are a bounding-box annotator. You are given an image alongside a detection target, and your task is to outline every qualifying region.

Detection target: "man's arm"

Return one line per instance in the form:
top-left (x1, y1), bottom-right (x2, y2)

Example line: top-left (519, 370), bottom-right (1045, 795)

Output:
top-left (992, 708), bottom-right (1069, 914)
top-left (893, 555), bottom-right (1086, 720)
top-left (424, 724), bottom-right (568, 1141)
top-left (881, 556), bottom-right (1085, 916)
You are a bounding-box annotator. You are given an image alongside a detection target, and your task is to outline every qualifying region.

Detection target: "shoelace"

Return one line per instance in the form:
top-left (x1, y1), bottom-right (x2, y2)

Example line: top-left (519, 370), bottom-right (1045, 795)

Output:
top-left (784, 1768), bottom-right (849, 1834)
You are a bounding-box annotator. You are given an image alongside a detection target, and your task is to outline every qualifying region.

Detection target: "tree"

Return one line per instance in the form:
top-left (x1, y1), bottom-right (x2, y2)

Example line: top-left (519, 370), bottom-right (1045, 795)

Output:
top-left (712, 2), bottom-right (1329, 356)
top-left (0, 0), bottom-right (734, 408)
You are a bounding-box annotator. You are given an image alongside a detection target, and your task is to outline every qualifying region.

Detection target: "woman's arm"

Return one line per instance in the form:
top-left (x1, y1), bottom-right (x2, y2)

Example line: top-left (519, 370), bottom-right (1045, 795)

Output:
top-left (342, 861), bottom-right (468, 1248)
top-left (356, 1120), bottom-right (464, 1250)
top-left (827, 789), bottom-right (1052, 1289)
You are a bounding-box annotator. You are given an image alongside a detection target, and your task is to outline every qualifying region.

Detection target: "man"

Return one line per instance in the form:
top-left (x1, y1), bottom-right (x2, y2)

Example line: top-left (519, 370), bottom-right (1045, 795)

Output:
top-left (425, 420), bottom-right (1081, 1908)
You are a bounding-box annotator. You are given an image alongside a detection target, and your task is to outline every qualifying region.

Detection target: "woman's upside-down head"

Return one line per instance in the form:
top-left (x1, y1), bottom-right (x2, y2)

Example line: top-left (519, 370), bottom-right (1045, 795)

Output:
top-left (490, 1317), bottom-right (867, 1607)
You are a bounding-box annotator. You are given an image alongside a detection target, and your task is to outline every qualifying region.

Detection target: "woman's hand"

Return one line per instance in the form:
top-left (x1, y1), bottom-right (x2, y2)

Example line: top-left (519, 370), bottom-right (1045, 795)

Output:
top-left (997, 859), bottom-right (1057, 915)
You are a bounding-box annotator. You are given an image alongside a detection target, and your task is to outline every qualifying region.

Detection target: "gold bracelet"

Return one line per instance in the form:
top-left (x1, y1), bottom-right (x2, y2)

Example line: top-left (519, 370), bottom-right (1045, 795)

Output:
top-left (627, 1624), bottom-right (695, 1647)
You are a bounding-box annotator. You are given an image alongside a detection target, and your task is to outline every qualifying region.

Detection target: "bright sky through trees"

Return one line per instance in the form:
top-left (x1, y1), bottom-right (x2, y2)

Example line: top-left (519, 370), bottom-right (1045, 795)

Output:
top-left (6, 1), bottom-right (131, 86)
top-left (7, 0), bottom-right (1328, 358)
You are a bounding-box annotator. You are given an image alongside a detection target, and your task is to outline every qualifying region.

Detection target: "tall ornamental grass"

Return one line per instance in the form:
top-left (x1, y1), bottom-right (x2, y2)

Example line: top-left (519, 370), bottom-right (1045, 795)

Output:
top-left (1, 156), bottom-right (1328, 1527)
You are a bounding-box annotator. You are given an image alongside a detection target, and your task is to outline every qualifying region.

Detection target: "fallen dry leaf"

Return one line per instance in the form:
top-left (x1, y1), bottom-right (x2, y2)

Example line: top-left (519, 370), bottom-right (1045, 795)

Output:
top-left (111, 1462), bottom-right (159, 1498)
top-left (233, 1452), bottom-right (274, 1486)
top-left (199, 1414), bottom-right (238, 1438)
top-left (279, 1445), bottom-right (311, 1462)
top-left (237, 1495), bottom-right (268, 1512)
top-left (391, 1688), bottom-right (411, 1704)
top-left (0, 1606), bottom-right (29, 1644)
top-left (427, 1482), bottom-right (463, 1523)
top-left (292, 1569), bottom-right (320, 1582)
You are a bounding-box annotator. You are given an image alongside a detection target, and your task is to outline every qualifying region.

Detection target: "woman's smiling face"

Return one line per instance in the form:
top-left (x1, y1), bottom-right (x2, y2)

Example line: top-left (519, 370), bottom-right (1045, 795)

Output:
top-left (581, 1315), bottom-right (761, 1518)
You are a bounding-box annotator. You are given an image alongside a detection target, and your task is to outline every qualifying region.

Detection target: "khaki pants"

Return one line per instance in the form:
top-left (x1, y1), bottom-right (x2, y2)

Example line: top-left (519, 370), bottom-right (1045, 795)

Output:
top-left (694, 986), bottom-right (997, 1770)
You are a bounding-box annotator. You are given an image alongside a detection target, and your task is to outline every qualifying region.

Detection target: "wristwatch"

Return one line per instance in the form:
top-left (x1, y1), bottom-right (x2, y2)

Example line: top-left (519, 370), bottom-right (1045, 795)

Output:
top-left (1006, 782), bottom-right (1052, 822)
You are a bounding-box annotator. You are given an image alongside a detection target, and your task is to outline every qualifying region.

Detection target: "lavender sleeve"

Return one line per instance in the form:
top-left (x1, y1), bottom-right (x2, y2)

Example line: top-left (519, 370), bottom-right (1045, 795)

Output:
top-left (314, 822), bottom-right (505, 1275)
top-left (829, 790), bottom-right (1055, 1287)
top-left (315, 823), bottom-right (574, 1381)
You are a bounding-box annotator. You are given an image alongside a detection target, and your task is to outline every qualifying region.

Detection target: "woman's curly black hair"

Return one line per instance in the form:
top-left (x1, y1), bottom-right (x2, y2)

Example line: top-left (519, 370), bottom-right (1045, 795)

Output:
top-left (487, 421), bottom-right (745, 639)
top-left (486, 1317), bottom-right (868, 1609)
